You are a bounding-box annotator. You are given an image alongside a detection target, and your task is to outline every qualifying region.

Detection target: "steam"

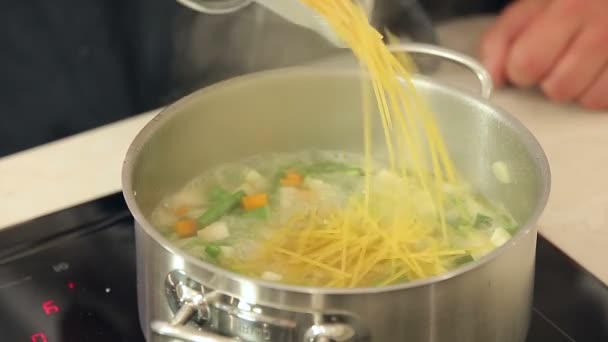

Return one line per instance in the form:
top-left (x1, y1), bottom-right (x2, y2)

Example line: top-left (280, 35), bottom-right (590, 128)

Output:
top-left (170, 4), bottom-right (340, 92)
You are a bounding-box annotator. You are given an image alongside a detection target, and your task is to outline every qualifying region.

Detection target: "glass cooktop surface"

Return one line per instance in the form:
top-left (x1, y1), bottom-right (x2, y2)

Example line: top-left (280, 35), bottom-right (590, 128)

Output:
top-left (0, 194), bottom-right (606, 342)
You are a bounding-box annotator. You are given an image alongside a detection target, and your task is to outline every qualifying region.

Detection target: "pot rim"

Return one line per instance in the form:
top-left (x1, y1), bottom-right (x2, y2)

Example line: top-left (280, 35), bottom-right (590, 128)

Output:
top-left (122, 66), bottom-right (551, 295)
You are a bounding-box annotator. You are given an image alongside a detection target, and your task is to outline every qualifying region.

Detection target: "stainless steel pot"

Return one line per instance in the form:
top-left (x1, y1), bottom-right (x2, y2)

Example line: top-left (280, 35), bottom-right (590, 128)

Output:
top-left (122, 44), bottom-right (550, 342)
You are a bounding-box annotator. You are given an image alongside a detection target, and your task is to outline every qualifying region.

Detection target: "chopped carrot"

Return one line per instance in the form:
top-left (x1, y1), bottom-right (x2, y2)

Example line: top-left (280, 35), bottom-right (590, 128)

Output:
top-left (280, 171), bottom-right (303, 187)
top-left (241, 193), bottom-right (269, 211)
top-left (174, 205), bottom-right (191, 217)
top-left (174, 218), bottom-right (197, 238)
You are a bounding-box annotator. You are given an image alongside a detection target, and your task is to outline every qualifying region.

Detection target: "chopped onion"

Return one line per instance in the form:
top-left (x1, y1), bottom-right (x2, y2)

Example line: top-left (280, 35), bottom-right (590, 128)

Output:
top-left (490, 227), bottom-right (511, 247)
top-left (492, 161), bottom-right (512, 184)
top-left (168, 188), bottom-right (205, 208)
top-left (244, 169), bottom-right (268, 192)
top-left (150, 208), bottom-right (177, 233)
top-left (198, 221), bottom-right (230, 242)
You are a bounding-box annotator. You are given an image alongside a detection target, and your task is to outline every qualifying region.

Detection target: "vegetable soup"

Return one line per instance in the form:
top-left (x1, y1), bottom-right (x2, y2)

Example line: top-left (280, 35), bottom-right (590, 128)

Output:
top-left (151, 150), bottom-right (516, 288)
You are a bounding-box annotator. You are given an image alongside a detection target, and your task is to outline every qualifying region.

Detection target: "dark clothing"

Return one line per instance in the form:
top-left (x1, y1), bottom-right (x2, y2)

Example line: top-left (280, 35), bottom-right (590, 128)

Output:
top-left (0, 0), bottom-right (510, 157)
top-left (0, 0), bottom-right (175, 156)
top-left (420, 0), bottom-right (510, 21)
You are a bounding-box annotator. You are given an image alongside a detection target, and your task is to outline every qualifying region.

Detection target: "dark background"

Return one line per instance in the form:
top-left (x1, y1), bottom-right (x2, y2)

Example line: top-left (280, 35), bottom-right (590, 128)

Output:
top-left (0, 0), bottom-right (509, 157)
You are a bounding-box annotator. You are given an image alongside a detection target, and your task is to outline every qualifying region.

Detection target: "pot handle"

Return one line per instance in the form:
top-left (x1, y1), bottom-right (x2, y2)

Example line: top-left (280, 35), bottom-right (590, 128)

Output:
top-left (151, 321), bottom-right (238, 342)
top-left (388, 43), bottom-right (494, 99)
top-left (151, 303), bottom-right (239, 342)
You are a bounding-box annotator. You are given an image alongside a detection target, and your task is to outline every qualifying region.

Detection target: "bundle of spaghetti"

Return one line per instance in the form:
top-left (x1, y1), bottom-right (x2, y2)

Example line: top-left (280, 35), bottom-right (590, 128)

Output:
top-left (300, 0), bottom-right (456, 237)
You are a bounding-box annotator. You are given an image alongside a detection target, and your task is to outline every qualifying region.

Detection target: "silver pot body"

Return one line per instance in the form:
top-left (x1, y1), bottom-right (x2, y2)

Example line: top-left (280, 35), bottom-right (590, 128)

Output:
top-left (123, 50), bottom-right (550, 342)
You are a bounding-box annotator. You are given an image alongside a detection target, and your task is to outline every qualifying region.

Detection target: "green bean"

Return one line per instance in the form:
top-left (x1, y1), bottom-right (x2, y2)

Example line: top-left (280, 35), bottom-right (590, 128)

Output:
top-left (473, 213), bottom-right (493, 229)
top-left (303, 161), bottom-right (364, 176)
top-left (198, 190), bottom-right (245, 227)
top-left (453, 254), bottom-right (474, 266)
top-left (208, 185), bottom-right (230, 203)
top-left (243, 206), bottom-right (270, 219)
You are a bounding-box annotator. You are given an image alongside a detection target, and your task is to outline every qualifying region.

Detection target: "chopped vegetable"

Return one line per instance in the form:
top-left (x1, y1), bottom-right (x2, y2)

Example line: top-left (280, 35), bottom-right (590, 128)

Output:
top-left (208, 185), bottom-right (230, 203)
top-left (492, 161), bottom-right (512, 184)
top-left (495, 213), bottom-right (517, 232)
top-left (205, 244), bottom-right (222, 258)
top-left (303, 161), bottom-right (363, 176)
top-left (198, 221), bottom-right (230, 242)
top-left (151, 208), bottom-right (179, 233)
top-left (274, 161), bottom-right (362, 190)
top-left (244, 169), bottom-right (268, 192)
top-left (174, 218), bottom-right (197, 238)
top-left (280, 171), bottom-right (304, 187)
top-left (198, 191), bottom-right (245, 227)
top-left (242, 193), bottom-right (269, 211)
top-left (491, 227), bottom-right (511, 247)
top-left (453, 254), bottom-right (474, 266)
top-left (271, 162), bottom-right (306, 191)
top-left (243, 206), bottom-right (270, 219)
top-left (473, 214), bottom-right (493, 229)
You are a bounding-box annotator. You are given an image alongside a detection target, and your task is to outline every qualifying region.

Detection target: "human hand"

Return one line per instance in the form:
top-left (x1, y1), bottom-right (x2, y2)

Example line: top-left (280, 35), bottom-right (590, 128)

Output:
top-left (480, 0), bottom-right (608, 110)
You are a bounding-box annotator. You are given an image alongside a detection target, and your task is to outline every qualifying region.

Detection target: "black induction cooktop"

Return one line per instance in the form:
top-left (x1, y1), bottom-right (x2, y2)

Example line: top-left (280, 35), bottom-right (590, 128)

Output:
top-left (0, 194), bottom-right (606, 342)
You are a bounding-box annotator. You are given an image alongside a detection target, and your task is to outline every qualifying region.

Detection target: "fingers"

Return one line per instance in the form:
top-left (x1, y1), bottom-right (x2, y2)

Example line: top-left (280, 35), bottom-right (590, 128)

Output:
top-left (541, 24), bottom-right (608, 103)
top-left (480, 0), bottom-right (608, 109)
top-left (505, 0), bottom-right (586, 87)
top-left (480, 0), bottom-right (548, 86)
top-left (580, 66), bottom-right (608, 110)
